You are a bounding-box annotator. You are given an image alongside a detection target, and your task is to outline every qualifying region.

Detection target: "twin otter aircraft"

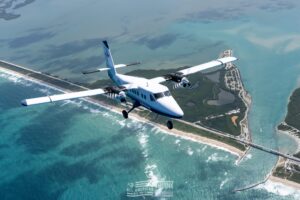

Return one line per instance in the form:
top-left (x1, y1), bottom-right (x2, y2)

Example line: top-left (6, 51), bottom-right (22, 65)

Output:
top-left (22, 41), bottom-right (237, 129)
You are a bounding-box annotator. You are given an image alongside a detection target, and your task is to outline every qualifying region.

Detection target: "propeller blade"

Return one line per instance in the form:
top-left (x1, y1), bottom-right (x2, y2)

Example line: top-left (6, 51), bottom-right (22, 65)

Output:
top-left (126, 62), bottom-right (141, 67)
top-left (82, 69), bottom-right (100, 75)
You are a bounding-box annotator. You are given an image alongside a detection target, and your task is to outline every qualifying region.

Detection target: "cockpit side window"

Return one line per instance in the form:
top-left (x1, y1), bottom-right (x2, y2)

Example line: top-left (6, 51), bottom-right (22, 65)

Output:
top-left (154, 93), bottom-right (164, 99)
top-left (164, 91), bottom-right (171, 96)
top-left (153, 90), bottom-right (171, 100)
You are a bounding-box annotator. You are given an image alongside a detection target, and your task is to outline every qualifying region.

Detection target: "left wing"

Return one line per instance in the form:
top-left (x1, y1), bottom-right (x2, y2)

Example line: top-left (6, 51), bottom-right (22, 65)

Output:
top-left (21, 84), bottom-right (137, 106)
top-left (150, 56), bottom-right (237, 84)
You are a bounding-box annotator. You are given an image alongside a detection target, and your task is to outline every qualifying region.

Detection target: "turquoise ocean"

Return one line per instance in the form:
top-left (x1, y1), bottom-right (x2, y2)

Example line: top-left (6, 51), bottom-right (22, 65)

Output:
top-left (1, 0), bottom-right (300, 199)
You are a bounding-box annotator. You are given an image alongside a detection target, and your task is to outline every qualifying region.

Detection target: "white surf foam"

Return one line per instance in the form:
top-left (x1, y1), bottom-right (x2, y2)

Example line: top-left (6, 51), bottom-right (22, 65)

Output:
top-left (145, 164), bottom-right (159, 186)
top-left (257, 180), bottom-right (300, 198)
top-left (244, 153), bottom-right (252, 161)
top-left (175, 139), bottom-right (181, 146)
top-left (220, 178), bottom-right (230, 189)
top-left (0, 72), bottom-right (32, 86)
top-left (206, 153), bottom-right (229, 163)
top-left (187, 146), bottom-right (194, 156)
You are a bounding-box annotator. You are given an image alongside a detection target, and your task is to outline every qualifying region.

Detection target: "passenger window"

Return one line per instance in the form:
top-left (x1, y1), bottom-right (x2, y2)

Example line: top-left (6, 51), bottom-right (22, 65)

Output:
top-left (150, 94), bottom-right (155, 101)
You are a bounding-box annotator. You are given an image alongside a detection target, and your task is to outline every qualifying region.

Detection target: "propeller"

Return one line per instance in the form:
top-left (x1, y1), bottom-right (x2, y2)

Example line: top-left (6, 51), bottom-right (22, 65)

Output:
top-left (104, 86), bottom-right (127, 103)
top-left (125, 62), bottom-right (141, 67)
top-left (163, 72), bottom-right (191, 89)
top-left (82, 69), bottom-right (101, 75)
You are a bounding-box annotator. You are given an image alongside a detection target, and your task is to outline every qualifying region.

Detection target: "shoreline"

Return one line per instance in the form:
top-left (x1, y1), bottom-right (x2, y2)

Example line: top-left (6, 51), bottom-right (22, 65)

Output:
top-left (271, 126), bottom-right (300, 190)
top-left (277, 127), bottom-right (300, 153)
top-left (271, 85), bottom-right (300, 189)
top-left (0, 66), bottom-right (244, 157)
top-left (269, 175), bottom-right (300, 191)
top-left (270, 157), bottom-right (300, 190)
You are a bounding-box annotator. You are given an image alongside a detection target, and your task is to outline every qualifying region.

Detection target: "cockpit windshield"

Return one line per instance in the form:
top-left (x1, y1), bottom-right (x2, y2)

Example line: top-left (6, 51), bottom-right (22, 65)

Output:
top-left (153, 90), bottom-right (171, 100)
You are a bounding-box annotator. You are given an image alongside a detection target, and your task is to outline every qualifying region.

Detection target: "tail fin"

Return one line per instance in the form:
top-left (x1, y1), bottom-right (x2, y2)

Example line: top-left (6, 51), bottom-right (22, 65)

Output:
top-left (103, 41), bottom-right (117, 79)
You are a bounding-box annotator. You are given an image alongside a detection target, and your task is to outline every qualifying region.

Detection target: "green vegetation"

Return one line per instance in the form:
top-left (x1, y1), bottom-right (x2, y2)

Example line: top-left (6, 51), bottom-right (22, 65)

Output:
top-left (274, 87), bottom-right (300, 183)
top-left (277, 123), bottom-right (292, 132)
top-left (277, 87), bottom-right (300, 159)
top-left (273, 166), bottom-right (289, 178)
top-left (284, 88), bottom-right (300, 133)
top-left (273, 164), bottom-right (300, 184)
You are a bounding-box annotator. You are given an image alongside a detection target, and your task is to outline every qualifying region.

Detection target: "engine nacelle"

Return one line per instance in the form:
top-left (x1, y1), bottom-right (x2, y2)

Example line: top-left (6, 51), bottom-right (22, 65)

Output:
top-left (164, 72), bottom-right (191, 88)
top-left (172, 76), bottom-right (191, 89)
top-left (115, 91), bottom-right (126, 103)
top-left (179, 77), bottom-right (191, 88)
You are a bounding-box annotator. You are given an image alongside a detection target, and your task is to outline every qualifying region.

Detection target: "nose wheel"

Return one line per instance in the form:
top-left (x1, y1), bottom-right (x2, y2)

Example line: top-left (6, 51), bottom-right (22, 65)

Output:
top-left (167, 120), bottom-right (173, 129)
top-left (122, 101), bottom-right (140, 119)
top-left (122, 110), bottom-right (128, 119)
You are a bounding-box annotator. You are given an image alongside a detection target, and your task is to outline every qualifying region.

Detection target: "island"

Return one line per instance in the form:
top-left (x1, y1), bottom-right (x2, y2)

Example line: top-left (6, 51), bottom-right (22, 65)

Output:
top-left (272, 88), bottom-right (300, 187)
top-left (0, 50), bottom-right (251, 156)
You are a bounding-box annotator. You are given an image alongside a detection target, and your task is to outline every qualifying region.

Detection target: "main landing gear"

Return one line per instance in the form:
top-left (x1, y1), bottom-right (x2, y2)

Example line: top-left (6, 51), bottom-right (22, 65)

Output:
top-left (167, 120), bottom-right (173, 130)
top-left (122, 101), bottom-right (140, 119)
top-left (122, 101), bottom-right (174, 130)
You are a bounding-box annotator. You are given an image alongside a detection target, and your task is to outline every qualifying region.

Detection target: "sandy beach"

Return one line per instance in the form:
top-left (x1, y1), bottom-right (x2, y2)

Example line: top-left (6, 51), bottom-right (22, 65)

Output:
top-left (0, 65), bottom-right (244, 158)
top-left (269, 176), bottom-right (300, 190)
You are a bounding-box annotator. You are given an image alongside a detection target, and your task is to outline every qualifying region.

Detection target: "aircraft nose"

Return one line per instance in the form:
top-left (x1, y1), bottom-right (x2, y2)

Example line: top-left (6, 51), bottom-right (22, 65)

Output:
top-left (172, 105), bottom-right (184, 118)
top-left (159, 97), bottom-right (184, 118)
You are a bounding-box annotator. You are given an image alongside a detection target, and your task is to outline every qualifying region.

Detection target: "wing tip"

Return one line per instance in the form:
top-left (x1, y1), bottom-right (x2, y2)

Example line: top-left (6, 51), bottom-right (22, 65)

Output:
top-left (21, 100), bottom-right (28, 106)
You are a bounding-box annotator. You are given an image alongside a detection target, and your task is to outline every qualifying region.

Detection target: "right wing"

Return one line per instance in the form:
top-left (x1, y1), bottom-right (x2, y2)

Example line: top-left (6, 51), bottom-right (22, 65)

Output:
top-left (21, 83), bottom-right (137, 106)
top-left (150, 56), bottom-right (237, 84)
top-left (178, 57), bottom-right (237, 76)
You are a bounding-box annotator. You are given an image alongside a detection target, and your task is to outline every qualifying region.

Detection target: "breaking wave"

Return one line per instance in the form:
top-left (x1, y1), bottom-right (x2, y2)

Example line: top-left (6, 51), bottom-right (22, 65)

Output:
top-left (257, 180), bottom-right (300, 198)
top-left (0, 72), bottom-right (32, 87)
top-left (220, 178), bottom-right (230, 189)
top-left (187, 146), bottom-right (194, 156)
top-left (206, 153), bottom-right (229, 163)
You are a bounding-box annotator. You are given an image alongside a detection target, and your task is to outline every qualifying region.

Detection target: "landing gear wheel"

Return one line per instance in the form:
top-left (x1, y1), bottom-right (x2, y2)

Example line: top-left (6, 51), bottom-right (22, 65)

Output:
top-left (122, 110), bottom-right (128, 119)
top-left (167, 120), bottom-right (173, 130)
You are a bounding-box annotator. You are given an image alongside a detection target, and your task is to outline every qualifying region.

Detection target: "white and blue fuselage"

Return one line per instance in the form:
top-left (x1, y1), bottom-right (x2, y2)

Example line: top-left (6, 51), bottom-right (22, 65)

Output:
top-left (103, 41), bottom-right (183, 119)
top-left (115, 74), bottom-right (183, 118)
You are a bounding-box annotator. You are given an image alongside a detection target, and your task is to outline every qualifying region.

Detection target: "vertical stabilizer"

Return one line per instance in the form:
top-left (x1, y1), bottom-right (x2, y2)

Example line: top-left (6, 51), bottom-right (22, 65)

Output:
top-left (103, 41), bottom-right (117, 79)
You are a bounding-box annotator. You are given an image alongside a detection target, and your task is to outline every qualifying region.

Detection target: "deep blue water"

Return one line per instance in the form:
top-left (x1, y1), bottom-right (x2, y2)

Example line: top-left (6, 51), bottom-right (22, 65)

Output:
top-left (1, 0), bottom-right (300, 199)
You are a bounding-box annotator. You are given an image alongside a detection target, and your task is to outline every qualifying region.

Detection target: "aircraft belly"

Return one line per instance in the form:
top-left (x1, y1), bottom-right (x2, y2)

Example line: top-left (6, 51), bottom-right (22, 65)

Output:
top-left (128, 94), bottom-right (150, 109)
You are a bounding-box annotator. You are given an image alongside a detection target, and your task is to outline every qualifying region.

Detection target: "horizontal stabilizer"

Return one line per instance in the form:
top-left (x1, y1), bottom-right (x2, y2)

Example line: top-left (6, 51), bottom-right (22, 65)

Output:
top-left (82, 62), bottom-right (140, 75)
top-left (82, 69), bottom-right (102, 74)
